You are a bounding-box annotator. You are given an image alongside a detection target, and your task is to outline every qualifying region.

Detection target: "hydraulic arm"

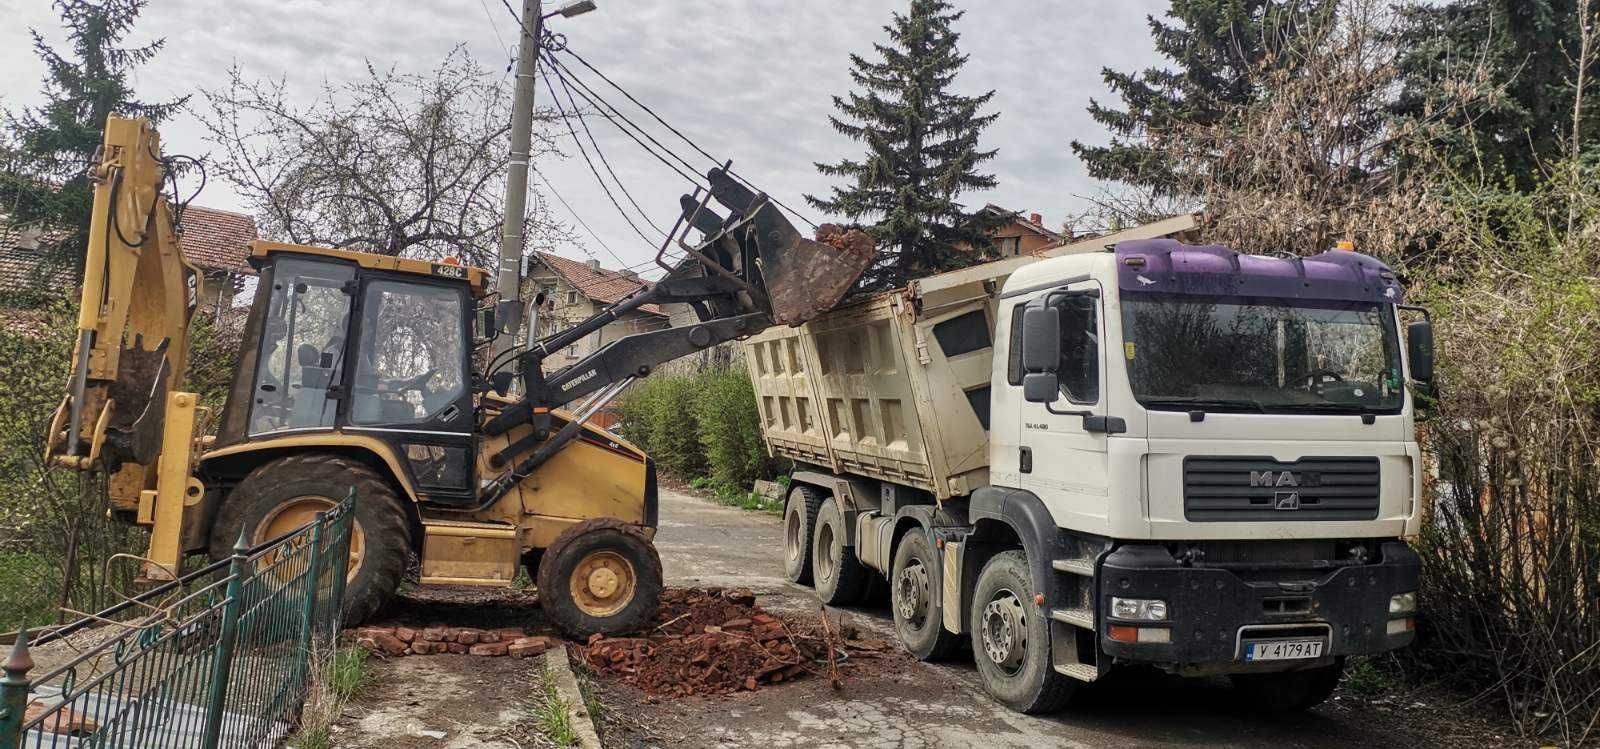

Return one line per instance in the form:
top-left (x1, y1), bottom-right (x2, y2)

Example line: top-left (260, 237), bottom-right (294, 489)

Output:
top-left (479, 167), bottom-right (873, 504)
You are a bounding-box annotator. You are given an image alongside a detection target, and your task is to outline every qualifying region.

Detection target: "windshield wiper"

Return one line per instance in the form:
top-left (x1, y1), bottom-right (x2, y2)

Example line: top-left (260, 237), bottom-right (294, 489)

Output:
top-left (1141, 397), bottom-right (1265, 413)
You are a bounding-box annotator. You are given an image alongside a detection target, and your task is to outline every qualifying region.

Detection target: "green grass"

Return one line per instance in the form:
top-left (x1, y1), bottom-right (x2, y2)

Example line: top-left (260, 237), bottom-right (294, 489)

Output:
top-left (1342, 656), bottom-right (1395, 697)
top-left (289, 647), bottom-right (375, 749)
top-left (689, 477), bottom-right (784, 516)
top-left (328, 647), bottom-right (376, 701)
top-left (527, 669), bottom-right (579, 747)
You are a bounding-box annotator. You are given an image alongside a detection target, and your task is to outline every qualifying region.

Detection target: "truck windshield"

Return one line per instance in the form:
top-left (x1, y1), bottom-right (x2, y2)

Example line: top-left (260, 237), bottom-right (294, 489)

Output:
top-left (1120, 293), bottom-right (1403, 414)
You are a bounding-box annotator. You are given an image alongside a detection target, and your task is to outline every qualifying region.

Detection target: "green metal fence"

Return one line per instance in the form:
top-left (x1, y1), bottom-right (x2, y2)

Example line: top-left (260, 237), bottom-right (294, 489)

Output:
top-left (0, 491), bottom-right (354, 749)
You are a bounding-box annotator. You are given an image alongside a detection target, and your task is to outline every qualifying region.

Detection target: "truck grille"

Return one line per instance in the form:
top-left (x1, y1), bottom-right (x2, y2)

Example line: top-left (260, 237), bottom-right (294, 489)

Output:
top-left (1183, 456), bottom-right (1380, 522)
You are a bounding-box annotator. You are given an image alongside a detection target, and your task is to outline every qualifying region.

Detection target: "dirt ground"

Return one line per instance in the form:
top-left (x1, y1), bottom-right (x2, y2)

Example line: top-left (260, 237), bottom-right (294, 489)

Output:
top-left (333, 486), bottom-right (1533, 748)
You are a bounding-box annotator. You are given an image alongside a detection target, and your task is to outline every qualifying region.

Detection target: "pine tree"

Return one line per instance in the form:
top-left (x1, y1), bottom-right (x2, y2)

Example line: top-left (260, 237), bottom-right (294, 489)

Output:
top-left (1071, 0), bottom-right (1332, 194)
top-left (1394, 0), bottom-right (1586, 188)
top-left (1, 0), bottom-right (185, 279)
top-left (806, 0), bottom-right (1000, 290)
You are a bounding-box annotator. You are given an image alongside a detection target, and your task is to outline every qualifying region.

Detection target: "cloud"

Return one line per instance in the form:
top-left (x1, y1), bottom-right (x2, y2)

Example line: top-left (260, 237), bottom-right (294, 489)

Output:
top-left (0, 0), bottom-right (1167, 272)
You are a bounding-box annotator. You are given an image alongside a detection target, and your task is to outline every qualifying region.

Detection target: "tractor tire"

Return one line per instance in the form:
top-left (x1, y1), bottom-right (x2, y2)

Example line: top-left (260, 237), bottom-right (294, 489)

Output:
top-left (209, 453), bottom-right (412, 626)
top-left (811, 498), bottom-right (869, 606)
top-left (970, 550), bottom-right (1075, 714)
top-left (538, 518), bottom-right (663, 639)
top-left (891, 531), bottom-right (962, 661)
top-left (782, 485), bottom-right (824, 585)
top-left (1229, 658), bottom-right (1345, 712)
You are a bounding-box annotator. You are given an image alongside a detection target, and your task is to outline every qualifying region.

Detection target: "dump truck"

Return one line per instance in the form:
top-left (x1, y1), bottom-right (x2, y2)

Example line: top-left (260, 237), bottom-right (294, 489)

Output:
top-left (747, 236), bottom-right (1435, 713)
top-left (44, 116), bottom-right (872, 636)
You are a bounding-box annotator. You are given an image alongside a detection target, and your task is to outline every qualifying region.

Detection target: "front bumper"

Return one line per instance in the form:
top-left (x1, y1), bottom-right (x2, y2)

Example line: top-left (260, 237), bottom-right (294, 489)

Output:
top-left (1097, 541), bottom-right (1418, 666)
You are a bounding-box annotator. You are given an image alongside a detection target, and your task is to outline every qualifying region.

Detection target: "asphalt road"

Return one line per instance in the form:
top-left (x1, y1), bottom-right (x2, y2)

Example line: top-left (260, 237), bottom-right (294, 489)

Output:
top-left (644, 484), bottom-right (1454, 749)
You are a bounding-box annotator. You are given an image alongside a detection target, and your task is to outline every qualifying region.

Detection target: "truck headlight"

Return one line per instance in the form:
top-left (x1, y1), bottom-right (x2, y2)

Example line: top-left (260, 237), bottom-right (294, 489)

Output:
top-left (1111, 597), bottom-right (1169, 622)
top-left (1388, 591), bottom-right (1417, 615)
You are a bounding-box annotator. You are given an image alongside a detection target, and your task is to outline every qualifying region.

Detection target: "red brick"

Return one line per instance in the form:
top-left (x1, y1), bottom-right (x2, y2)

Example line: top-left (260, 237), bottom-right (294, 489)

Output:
top-left (455, 629), bottom-right (481, 645)
top-left (470, 641), bottom-right (509, 656)
top-left (495, 627), bottom-right (526, 641)
top-left (373, 632), bottom-right (409, 657)
top-left (394, 626), bottom-right (417, 643)
top-left (410, 641), bottom-right (436, 655)
top-left (721, 618), bottom-right (751, 630)
top-left (446, 642), bottom-right (468, 654)
top-left (478, 631), bottom-right (501, 643)
top-left (751, 614), bottom-right (778, 625)
top-left (421, 627), bottom-right (449, 642)
top-left (509, 636), bottom-right (553, 658)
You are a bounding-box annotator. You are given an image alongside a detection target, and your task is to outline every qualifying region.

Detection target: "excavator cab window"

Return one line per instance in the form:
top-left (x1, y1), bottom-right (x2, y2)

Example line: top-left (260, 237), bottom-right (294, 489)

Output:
top-left (248, 258), bottom-right (355, 436)
top-left (349, 280), bottom-right (468, 426)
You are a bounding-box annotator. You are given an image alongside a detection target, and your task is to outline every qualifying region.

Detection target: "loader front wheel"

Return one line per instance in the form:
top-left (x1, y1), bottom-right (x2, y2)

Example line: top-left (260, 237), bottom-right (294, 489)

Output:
top-left (538, 518), bottom-right (663, 638)
top-left (210, 454), bottom-right (412, 626)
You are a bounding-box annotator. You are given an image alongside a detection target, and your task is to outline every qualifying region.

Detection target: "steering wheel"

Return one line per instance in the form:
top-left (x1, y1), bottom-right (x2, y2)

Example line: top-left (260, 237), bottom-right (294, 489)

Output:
top-left (1300, 369), bottom-right (1346, 390)
top-left (389, 369), bottom-right (437, 395)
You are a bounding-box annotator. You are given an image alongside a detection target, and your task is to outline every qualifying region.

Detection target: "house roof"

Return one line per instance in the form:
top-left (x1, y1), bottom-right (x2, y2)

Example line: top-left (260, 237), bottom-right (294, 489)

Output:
top-left (981, 204), bottom-right (1063, 241)
top-left (0, 204), bottom-right (259, 296)
top-left (532, 252), bottom-right (664, 316)
top-left (176, 205), bottom-right (259, 275)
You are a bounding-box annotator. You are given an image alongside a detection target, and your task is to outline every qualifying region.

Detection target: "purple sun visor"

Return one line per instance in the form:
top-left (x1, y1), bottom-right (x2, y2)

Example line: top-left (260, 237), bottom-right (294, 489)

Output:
top-left (1115, 239), bottom-right (1403, 305)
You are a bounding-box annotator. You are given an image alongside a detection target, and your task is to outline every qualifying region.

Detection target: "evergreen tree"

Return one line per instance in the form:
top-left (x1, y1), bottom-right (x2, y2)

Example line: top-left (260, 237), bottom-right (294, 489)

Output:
top-left (1, 0), bottom-right (184, 279)
top-left (1394, 0), bottom-right (1586, 188)
top-left (806, 0), bottom-right (999, 290)
top-left (1071, 0), bottom-right (1332, 194)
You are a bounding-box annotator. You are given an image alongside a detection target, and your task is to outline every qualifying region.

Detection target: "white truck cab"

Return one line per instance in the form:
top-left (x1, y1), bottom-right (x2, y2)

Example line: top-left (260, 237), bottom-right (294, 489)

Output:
top-left (746, 239), bottom-right (1433, 714)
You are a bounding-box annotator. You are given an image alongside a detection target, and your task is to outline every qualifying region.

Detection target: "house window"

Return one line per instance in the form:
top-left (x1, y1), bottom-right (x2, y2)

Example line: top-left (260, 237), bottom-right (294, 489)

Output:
top-left (996, 236), bottom-right (1022, 256)
top-left (565, 290), bottom-right (579, 305)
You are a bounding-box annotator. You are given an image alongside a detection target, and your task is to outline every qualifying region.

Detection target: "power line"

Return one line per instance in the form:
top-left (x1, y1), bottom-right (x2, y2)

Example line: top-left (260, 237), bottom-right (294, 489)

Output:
top-left (544, 62), bottom-right (667, 239)
top-left (539, 65), bottom-right (663, 249)
top-left (543, 54), bottom-right (708, 187)
top-left (533, 169), bottom-right (630, 269)
top-left (553, 46), bottom-right (820, 229)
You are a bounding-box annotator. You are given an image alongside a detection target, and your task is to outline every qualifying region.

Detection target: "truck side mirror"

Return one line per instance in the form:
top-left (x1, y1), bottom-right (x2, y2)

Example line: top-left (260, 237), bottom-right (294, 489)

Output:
top-left (1021, 306), bottom-right (1061, 403)
top-left (1406, 320), bottom-right (1434, 383)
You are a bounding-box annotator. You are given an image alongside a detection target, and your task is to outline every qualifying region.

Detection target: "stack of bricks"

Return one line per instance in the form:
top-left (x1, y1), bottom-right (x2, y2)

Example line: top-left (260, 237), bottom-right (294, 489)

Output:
top-left (349, 624), bottom-right (557, 659)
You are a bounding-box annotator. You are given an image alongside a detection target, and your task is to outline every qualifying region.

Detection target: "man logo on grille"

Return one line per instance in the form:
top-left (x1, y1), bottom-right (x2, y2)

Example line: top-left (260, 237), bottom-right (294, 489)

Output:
top-left (1274, 491), bottom-right (1301, 510)
top-left (1250, 470), bottom-right (1300, 488)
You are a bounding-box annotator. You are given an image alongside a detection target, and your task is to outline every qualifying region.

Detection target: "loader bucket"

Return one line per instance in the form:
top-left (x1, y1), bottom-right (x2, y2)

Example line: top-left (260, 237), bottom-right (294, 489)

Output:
top-left (685, 168), bottom-right (874, 325)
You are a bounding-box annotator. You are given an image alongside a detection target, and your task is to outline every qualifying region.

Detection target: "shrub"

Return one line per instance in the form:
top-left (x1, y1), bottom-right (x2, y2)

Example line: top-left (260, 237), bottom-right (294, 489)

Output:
top-left (615, 374), bottom-right (705, 478)
top-left (616, 366), bottom-right (783, 494)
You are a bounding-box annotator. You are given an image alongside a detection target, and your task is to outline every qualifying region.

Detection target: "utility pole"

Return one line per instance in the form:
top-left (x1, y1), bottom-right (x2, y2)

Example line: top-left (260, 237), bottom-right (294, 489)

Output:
top-left (493, 0), bottom-right (544, 360)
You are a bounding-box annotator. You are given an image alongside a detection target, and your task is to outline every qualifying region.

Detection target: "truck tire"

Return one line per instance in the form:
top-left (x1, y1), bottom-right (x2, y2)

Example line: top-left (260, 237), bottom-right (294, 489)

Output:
top-left (538, 518), bottom-right (663, 638)
top-left (890, 531), bottom-right (961, 660)
top-left (209, 454), bottom-right (411, 626)
top-left (811, 498), bottom-right (869, 605)
top-left (1229, 658), bottom-right (1345, 712)
top-left (783, 485), bottom-right (823, 585)
top-left (970, 550), bottom-right (1075, 713)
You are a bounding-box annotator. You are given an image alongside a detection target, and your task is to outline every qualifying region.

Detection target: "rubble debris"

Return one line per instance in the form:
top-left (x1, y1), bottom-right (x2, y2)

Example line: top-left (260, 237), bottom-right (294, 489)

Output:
top-left (578, 587), bottom-right (852, 698)
top-left (815, 223), bottom-right (875, 260)
top-left (348, 624), bottom-right (553, 659)
top-left (24, 701), bottom-right (99, 736)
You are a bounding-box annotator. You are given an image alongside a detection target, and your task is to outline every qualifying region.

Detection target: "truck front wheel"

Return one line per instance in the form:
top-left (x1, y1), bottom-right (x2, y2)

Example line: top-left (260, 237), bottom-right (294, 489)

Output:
top-left (970, 550), bottom-right (1075, 713)
top-left (811, 498), bottom-right (868, 605)
top-left (1229, 658), bottom-right (1345, 712)
top-left (891, 531), bottom-right (961, 660)
top-left (209, 454), bottom-right (412, 626)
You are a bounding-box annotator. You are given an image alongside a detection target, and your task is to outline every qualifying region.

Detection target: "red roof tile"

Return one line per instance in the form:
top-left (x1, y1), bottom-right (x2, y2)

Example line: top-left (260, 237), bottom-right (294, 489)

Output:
top-left (532, 252), bottom-right (663, 316)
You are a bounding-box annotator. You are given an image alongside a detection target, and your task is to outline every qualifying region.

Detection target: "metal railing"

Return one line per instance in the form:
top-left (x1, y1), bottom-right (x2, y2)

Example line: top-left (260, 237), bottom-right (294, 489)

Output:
top-left (0, 492), bottom-right (354, 749)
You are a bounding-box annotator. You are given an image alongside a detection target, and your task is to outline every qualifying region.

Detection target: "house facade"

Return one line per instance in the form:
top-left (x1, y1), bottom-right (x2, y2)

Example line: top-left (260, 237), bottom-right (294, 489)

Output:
top-left (519, 252), bottom-right (668, 364)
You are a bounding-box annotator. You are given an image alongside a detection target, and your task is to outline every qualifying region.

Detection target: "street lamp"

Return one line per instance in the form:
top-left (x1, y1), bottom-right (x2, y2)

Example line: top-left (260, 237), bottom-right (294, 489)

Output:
top-left (546, 0), bottom-right (597, 19)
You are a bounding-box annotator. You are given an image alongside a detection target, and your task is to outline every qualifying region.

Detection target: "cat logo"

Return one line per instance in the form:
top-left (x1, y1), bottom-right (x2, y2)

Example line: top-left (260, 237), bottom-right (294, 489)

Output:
top-left (1250, 470), bottom-right (1300, 488)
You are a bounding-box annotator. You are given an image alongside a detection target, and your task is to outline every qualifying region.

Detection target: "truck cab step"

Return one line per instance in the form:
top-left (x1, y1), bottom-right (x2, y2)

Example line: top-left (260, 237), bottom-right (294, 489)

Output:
top-left (1053, 662), bottom-right (1100, 682)
top-left (1049, 607), bottom-right (1094, 629)
top-left (1051, 558), bottom-right (1096, 577)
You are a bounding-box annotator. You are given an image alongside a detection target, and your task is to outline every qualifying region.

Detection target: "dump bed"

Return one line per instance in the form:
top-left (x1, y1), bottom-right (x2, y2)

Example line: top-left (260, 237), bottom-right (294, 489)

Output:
top-left (742, 268), bottom-right (1001, 499)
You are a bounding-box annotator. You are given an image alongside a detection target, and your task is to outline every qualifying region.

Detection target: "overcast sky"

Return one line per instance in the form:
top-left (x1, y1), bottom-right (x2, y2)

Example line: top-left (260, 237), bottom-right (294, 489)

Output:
top-left (0, 0), bottom-right (1168, 275)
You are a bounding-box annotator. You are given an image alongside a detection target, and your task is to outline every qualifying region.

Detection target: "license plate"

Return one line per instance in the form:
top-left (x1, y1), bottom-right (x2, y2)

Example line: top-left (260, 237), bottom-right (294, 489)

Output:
top-left (1243, 639), bottom-right (1325, 662)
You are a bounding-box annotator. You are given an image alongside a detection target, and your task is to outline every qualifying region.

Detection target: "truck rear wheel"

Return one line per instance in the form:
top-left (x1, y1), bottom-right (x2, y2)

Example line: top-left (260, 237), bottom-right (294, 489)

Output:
top-left (970, 550), bottom-right (1075, 713)
top-left (1229, 658), bottom-right (1345, 712)
top-left (891, 531), bottom-right (961, 660)
top-left (811, 498), bottom-right (868, 605)
top-left (783, 485), bottom-right (823, 585)
top-left (538, 518), bottom-right (663, 638)
top-left (209, 454), bottom-right (412, 626)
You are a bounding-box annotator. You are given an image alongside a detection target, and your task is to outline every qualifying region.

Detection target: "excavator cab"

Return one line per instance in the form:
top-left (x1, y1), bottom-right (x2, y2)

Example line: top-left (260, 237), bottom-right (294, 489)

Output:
top-left (215, 245), bottom-right (483, 508)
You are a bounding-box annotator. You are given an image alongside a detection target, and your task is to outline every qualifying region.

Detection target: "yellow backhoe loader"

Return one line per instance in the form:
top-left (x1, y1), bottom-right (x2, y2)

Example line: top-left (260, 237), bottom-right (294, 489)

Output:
top-left (44, 116), bottom-right (872, 636)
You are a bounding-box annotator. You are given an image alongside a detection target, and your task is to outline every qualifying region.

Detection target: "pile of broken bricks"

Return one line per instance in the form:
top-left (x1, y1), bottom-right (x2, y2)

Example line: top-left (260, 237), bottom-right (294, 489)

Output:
top-left (348, 624), bottom-right (558, 659)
